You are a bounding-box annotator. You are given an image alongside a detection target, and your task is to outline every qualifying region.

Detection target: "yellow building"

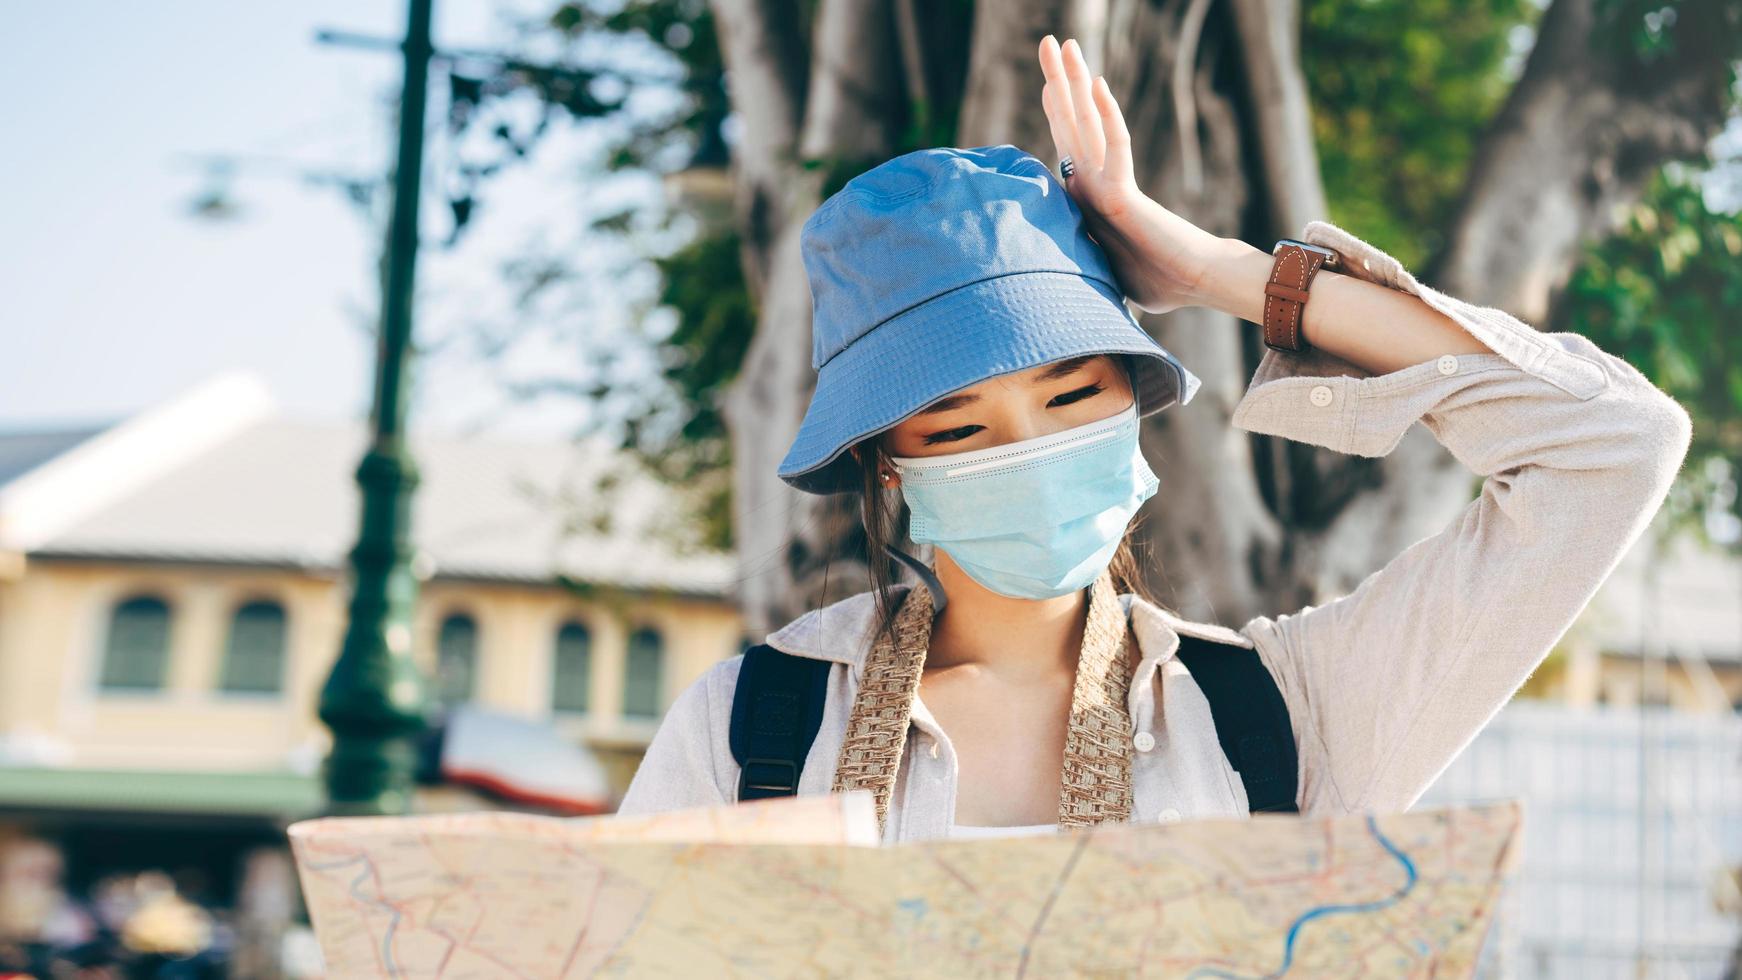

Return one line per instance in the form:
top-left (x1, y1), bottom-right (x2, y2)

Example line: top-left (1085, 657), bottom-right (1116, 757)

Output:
top-left (0, 373), bottom-right (744, 831)
top-left (1518, 523), bottom-right (1742, 712)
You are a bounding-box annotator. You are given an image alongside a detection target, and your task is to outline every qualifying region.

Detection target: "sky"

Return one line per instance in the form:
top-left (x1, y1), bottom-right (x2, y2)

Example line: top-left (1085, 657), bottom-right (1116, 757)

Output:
top-left (1, 1), bottom-right (667, 439)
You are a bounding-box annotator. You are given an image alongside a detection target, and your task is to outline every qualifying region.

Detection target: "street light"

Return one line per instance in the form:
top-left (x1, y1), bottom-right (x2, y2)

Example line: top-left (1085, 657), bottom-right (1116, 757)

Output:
top-left (316, 0), bottom-right (436, 817)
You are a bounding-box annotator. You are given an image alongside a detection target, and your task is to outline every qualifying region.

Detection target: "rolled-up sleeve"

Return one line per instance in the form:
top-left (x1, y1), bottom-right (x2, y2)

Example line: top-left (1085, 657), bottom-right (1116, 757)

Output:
top-left (615, 656), bottom-right (740, 815)
top-left (1235, 219), bottom-right (1694, 815)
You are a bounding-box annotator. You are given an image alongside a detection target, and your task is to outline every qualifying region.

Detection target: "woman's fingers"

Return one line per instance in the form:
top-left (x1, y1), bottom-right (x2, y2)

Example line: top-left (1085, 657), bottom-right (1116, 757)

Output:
top-left (1093, 75), bottom-right (1133, 187)
top-left (1041, 81), bottom-right (1073, 164)
top-left (1038, 35), bottom-right (1116, 179)
top-left (1060, 38), bottom-right (1105, 171)
top-left (1037, 36), bottom-right (1079, 167)
top-left (1041, 80), bottom-right (1079, 173)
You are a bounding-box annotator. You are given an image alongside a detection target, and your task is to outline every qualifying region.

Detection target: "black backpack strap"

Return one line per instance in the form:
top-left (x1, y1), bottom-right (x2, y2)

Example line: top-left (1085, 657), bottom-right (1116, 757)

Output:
top-left (1171, 633), bottom-right (1300, 813)
top-left (728, 643), bottom-right (833, 800)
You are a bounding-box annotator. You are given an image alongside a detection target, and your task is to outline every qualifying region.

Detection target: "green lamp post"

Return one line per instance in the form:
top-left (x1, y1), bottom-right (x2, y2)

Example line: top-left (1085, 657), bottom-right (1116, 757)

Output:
top-left (317, 0), bottom-right (436, 817)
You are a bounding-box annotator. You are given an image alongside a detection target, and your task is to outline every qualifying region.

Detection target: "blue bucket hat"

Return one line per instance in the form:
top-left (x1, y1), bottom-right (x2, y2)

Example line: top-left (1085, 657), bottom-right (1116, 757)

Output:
top-left (777, 143), bottom-right (1202, 495)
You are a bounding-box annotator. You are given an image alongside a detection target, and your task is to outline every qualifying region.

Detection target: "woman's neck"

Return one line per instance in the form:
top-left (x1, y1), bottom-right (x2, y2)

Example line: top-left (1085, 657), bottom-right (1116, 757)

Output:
top-left (925, 550), bottom-right (1088, 678)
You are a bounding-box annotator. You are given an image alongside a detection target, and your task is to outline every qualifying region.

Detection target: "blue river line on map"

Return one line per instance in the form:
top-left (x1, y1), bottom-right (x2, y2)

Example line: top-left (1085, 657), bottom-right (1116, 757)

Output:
top-left (1182, 815), bottom-right (1423, 980)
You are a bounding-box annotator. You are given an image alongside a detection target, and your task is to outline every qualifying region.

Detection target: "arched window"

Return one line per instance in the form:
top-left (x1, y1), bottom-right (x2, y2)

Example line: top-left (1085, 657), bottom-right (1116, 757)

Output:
top-left (99, 596), bottom-right (171, 691)
top-left (219, 601), bottom-right (287, 694)
top-left (550, 621), bottom-right (591, 713)
top-left (436, 614), bottom-right (478, 706)
top-left (623, 626), bottom-right (664, 719)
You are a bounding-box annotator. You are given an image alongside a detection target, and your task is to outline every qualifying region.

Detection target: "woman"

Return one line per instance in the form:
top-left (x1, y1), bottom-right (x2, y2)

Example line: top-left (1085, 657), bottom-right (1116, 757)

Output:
top-left (618, 35), bottom-right (1691, 841)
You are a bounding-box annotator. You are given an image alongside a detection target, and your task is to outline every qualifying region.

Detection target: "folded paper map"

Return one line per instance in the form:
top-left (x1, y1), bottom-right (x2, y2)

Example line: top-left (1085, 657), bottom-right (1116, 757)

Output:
top-left (288, 792), bottom-right (1520, 978)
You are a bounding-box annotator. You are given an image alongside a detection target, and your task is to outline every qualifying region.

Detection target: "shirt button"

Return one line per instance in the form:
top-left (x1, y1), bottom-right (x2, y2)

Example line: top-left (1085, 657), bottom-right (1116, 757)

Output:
top-left (1159, 808), bottom-right (1182, 823)
top-left (1437, 354), bottom-right (1459, 376)
top-left (1308, 384), bottom-right (1333, 407)
top-left (1132, 731), bottom-right (1156, 753)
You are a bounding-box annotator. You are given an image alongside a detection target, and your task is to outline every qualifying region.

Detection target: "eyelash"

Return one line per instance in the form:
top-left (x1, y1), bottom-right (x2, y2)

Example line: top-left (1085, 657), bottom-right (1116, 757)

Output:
top-left (920, 383), bottom-right (1106, 445)
top-left (1050, 382), bottom-right (1105, 407)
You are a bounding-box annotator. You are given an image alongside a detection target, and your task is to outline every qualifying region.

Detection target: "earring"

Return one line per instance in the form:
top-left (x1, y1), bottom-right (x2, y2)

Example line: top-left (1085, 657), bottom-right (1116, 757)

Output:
top-left (880, 471), bottom-right (893, 484)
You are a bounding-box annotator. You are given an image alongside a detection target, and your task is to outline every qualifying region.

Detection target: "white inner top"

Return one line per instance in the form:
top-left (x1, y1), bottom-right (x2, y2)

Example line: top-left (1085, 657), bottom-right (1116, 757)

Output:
top-left (947, 822), bottom-right (1060, 839)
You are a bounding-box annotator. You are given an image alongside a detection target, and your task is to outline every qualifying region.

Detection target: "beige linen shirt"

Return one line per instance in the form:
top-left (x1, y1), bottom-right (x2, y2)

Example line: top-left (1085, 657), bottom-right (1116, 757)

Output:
top-left (617, 218), bottom-right (1694, 843)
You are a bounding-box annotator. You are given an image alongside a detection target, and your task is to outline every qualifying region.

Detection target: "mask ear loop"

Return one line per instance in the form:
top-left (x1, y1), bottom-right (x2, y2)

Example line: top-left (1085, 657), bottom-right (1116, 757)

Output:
top-left (885, 544), bottom-right (947, 620)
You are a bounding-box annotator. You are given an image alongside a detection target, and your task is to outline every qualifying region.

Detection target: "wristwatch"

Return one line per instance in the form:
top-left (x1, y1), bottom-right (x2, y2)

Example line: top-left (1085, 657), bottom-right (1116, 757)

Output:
top-left (1263, 238), bottom-right (1341, 352)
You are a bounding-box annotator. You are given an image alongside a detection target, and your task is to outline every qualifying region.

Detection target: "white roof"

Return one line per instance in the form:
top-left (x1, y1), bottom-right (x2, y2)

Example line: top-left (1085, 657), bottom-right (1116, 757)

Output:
top-left (0, 374), bottom-right (735, 598)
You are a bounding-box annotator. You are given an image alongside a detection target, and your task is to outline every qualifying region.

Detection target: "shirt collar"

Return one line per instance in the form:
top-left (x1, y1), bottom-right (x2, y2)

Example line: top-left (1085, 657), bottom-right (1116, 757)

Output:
top-left (762, 584), bottom-right (1241, 671)
top-left (762, 585), bottom-right (897, 669)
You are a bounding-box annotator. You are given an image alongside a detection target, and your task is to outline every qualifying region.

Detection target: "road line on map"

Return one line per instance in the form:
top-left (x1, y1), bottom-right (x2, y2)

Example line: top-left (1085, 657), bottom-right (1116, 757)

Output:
top-left (1014, 835), bottom-right (1091, 979)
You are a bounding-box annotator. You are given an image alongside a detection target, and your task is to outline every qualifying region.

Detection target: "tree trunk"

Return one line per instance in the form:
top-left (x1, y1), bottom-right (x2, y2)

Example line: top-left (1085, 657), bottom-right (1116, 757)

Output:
top-left (1314, 0), bottom-right (1740, 594)
top-left (715, 0), bottom-right (905, 635)
top-left (707, 0), bottom-right (812, 301)
top-left (708, 0), bottom-right (1738, 633)
top-left (1432, 0), bottom-right (1737, 318)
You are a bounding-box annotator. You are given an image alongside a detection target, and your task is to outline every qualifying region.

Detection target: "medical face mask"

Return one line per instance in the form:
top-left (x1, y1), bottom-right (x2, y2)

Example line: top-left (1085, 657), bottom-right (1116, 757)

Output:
top-left (889, 401), bottom-right (1159, 600)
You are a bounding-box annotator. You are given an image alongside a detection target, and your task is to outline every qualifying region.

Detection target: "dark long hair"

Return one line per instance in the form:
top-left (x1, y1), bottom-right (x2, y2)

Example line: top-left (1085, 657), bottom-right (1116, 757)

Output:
top-left (850, 429), bottom-right (1171, 649)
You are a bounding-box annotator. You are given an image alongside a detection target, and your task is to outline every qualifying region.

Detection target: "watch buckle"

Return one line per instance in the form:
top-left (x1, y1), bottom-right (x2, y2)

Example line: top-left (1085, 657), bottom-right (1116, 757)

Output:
top-left (1273, 238), bottom-right (1341, 269)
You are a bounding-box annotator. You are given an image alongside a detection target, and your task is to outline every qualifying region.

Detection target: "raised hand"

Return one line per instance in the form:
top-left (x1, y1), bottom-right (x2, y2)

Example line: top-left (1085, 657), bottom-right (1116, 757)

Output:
top-left (1037, 35), bottom-right (1225, 315)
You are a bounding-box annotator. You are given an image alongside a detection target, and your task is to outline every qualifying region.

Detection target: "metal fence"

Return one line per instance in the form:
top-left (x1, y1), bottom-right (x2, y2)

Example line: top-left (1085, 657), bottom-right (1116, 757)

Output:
top-left (1417, 701), bottom-right (1742, 978)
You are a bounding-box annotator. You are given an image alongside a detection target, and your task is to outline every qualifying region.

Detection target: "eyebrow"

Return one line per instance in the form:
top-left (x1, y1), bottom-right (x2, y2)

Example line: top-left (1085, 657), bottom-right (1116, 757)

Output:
top-left (914, 355), bottom-right (1098, 417)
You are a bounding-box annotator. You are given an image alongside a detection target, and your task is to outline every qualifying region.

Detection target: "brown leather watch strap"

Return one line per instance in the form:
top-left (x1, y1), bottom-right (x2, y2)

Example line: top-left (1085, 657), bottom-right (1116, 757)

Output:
top-left (1263, 242), bottom-right (1337, 352)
